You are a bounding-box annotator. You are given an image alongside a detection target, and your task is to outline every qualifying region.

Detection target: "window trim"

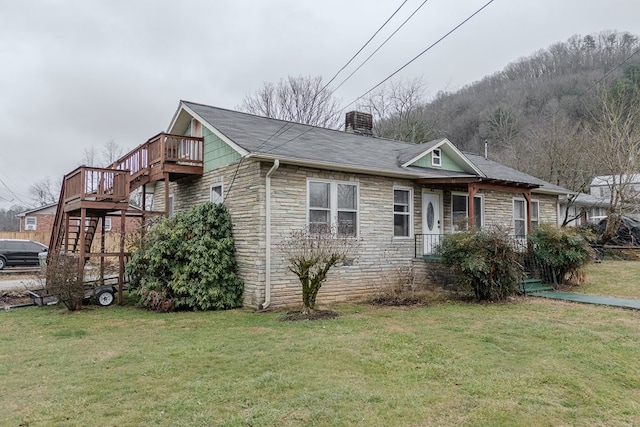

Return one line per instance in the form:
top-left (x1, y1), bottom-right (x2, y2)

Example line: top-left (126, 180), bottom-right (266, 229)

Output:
top-left (393, 186), bottom-right (413, 239)
top-left (306, 179), bottom-right (359, 237)
top-left (451, 192), bottom-right (483, 231)
top-left (104, 217), bottom-right (112, 232)
top-left (210, 183), bottom-right (224, 204)
top-left (25, 216), bottom-right (37, 231)
top-left (432, 148), bottom-right (442, 167)
top-left (513, 198), bottom-right (527, 237)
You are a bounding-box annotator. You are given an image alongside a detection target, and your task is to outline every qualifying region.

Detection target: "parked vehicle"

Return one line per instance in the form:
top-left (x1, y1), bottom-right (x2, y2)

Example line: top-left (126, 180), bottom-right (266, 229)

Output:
top-left (0, 239), bottom-right (48, 270)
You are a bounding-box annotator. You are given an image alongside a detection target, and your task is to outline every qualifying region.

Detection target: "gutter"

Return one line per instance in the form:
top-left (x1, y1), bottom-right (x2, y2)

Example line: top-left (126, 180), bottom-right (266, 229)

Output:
top-left (262, 159), bottom-right (279, 309)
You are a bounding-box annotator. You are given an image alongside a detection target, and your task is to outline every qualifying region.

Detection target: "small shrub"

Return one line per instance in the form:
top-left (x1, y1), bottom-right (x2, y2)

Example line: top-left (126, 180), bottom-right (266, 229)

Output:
top-left (528, 223), bottom-right (593, 285)
top-left (46, 253), bottom-right (84, 311)
top-left (126, 203), bottom-right (244, 311)
top-left (280, 225), bottom-right (358, 314)
top-left (436, 228), bottom-right (523, 301)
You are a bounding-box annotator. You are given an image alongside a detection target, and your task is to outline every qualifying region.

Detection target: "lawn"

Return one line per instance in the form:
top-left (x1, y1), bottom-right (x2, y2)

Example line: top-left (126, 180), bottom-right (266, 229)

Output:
top-left (1, 261), bottom-right (640, 426)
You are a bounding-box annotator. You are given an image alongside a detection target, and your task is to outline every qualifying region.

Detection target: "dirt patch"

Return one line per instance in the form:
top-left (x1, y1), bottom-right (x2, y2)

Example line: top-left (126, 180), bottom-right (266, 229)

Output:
top-left (279, 309), bottom-right (338, 321)
top-left (0, 290), bottom-right (33, 308)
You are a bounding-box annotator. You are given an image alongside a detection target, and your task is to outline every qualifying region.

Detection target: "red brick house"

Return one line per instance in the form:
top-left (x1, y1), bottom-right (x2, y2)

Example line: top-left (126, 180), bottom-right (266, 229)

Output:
top-left (17, 204), bottom-right (141, 234)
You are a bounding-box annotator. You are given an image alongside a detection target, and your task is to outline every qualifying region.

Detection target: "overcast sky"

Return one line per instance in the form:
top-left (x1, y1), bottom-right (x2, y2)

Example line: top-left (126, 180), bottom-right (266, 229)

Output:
top-left (1, 0), bottom-right (640, 209)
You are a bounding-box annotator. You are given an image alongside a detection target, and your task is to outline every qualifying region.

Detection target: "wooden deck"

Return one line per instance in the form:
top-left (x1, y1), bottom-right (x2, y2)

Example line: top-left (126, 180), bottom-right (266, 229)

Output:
top-left (49, 132), bottom-right (204, 303)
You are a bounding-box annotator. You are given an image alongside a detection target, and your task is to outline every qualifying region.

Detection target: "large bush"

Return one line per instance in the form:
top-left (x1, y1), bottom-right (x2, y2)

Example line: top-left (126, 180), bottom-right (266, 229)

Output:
top-left (527, 223), bottom-right (593, 285)
top-left (437, 228), bottom-right (523, 301)
top-left (126, 203), bottom-right (244, 311)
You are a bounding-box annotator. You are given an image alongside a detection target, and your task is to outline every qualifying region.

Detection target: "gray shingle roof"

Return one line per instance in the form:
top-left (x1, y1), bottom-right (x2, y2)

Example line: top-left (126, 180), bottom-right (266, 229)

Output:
top-left (183, 101), bottom-right (570, 195)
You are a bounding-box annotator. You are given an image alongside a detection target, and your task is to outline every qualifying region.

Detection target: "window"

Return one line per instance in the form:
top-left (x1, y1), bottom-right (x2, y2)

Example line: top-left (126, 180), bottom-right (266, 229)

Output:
top-left (531, 200), bottom-right (539, 230)
top-left (451, 193), bottom-right (483, 231)
top-left (513, 199), bottom-right (526, 237)
top-left (25, 216), bottom-right (36, 231)
top-left (393, 188), bottom-right (412, 237)
top-left (104, 218), bottom-right (112, 232)
top-left (308, 180), bottom-right (358, 236)
top-left (210, 184), bottom-right (223, 204)
top-left (432, 148), bottom-right (441, 167)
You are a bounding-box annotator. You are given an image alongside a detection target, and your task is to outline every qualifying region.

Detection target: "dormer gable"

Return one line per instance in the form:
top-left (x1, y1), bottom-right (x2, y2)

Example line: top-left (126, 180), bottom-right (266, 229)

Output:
top-left (399, 138), bottom-right (484, 176)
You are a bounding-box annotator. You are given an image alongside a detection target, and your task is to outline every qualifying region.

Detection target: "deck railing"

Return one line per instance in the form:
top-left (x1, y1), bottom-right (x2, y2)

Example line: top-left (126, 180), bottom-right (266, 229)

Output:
top-left (113, 133), bottom-right (204, 183)
top-left (64, 166), bottom-right (130, 203)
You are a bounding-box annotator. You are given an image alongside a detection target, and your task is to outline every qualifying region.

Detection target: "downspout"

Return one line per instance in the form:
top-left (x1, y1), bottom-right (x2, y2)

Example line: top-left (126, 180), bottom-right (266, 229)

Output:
top-left (262, 159), bottom-right (279, 309)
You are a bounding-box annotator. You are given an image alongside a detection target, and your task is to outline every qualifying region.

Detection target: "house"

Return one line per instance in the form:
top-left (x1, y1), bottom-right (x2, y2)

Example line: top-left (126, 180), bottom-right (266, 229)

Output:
top-left (17, 204), bottom-right (58, 232)
top-left (141, 101), bottom-right (572, 309)
top-left (17, 203), bottom-right (141, 234)
top-left (559, 193), bottom-right (609, 227)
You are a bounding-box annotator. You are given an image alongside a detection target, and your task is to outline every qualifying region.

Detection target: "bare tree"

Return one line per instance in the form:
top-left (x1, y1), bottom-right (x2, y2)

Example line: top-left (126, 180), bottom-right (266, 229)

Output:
top-left (102, 139), bottom-right (124, 166)
top-left (29, 177), bottom-right (60, 207)
top-left (81, 146), bottom-right (99, 167)
top-left (280, 225), bottom-right (358, 314)
top-left (588, 84), bottom-right (640, 242)
top-left (81, 140), bottom-right (125, 167)
top-left (357, 77), bottom-right (434, 143)
top-left (240, 75), bottom-right (342, 128)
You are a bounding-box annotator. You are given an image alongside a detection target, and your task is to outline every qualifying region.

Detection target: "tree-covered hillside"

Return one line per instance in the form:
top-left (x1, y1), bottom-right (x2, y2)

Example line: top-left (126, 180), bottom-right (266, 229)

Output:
top-left (360, 31), bottom-right (640, 193)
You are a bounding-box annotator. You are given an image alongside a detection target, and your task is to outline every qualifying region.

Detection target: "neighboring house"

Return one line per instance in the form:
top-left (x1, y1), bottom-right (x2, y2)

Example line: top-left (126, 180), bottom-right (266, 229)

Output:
top-left (17, 204), bottom-right (58, 232)
top-left (559, 193), bottom-right (609, 227)
top-left (589, 174), bottom-right (640, 220)
top-left (17, 204), bottom-right (142, 234)
top-left (146, 101), bottom-right (572, 309)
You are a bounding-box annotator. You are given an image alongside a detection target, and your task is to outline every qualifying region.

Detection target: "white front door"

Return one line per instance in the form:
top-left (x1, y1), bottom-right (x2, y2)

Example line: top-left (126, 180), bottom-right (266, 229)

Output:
top-left (422, 191), bottom-right (442, 254)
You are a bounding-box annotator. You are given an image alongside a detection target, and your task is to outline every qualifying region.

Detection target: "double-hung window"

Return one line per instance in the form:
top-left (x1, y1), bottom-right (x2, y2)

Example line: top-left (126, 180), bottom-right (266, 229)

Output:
top-left (451, 193), bottom-right (482, 231)
top-left (104, 218), bottom-right (112, 232)
top-left (308, 180), bottom-right (358, 236)
top-left (513, 199), bottom-right (526, 237)
top-left (393, 188), bottom-right (412, 237)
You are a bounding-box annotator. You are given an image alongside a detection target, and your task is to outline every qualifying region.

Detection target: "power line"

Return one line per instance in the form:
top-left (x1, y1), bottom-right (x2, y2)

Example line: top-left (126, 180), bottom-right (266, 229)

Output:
top-left (343, 0), bottom-right (496, 110)
top-left (321, 0), bottom-right (410, 93)
top-left (330, 0), bottom-right (431, 96)
top-left (261, 0), bottom-right (495, 155)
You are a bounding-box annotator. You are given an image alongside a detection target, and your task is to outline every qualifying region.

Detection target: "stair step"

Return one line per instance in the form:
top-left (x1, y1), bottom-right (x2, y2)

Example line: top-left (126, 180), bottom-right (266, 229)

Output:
top-left (524, 284), bottom-right (554, 292)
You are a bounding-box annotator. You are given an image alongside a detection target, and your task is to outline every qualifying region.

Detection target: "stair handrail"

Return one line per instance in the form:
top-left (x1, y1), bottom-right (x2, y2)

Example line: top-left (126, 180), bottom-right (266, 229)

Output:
top-left (48, 178), bottom-right (67, 263)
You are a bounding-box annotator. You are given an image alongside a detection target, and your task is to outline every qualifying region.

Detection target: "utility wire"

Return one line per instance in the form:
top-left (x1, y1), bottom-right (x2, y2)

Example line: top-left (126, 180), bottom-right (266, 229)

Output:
top-left (261, 0), bottom-right (495, 155)
top-left (330, 0), bottom-right (431, 95)
top-left (321, 0), bottom-right (409, 92)
top-left (343, 0), bottom-right (495, 110)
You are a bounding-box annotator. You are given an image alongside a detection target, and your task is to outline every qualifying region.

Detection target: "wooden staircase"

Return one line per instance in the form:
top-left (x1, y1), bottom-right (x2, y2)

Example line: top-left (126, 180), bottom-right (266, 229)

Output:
top-left (47, 132), bottom-right (204, 303)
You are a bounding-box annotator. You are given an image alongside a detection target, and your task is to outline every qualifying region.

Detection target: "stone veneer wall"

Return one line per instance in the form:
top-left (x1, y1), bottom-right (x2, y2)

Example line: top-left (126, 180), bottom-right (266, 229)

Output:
top-left (153, 160), bottom-right (561, 308)
top-left (267, 164), bottom-right (424, 308)
top-left (153, 160), bottom-right (266, 308)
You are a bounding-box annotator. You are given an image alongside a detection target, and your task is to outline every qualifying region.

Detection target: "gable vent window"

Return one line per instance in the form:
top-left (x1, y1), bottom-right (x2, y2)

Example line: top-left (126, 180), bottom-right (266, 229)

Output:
top-left (432, 149), bottom-right (441, 167)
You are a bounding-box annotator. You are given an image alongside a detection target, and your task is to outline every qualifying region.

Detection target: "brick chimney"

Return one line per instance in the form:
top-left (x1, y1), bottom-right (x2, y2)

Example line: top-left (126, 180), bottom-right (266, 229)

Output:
top-left (345, 111), bottom-right (373, 136)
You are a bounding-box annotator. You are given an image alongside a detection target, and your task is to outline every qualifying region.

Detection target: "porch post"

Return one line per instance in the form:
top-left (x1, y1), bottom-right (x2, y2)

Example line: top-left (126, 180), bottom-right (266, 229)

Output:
top-left (78, 208), bottom-right (86, 281)
top-left (468, 183), bottom-right (479, 229)
top-left (164, 173), bottom-right (170, 216)
top-left (118, 209), bottom-right (125, 304)
top-left (523, 190), bottom-right (532, 234)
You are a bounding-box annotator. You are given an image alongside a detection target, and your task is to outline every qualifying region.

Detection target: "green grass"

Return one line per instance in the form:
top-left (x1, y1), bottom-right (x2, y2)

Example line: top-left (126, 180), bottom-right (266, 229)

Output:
top-left (2, 261), bottom-right (640, 426)
top-left (578, 259), bottom-right (640, 299)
